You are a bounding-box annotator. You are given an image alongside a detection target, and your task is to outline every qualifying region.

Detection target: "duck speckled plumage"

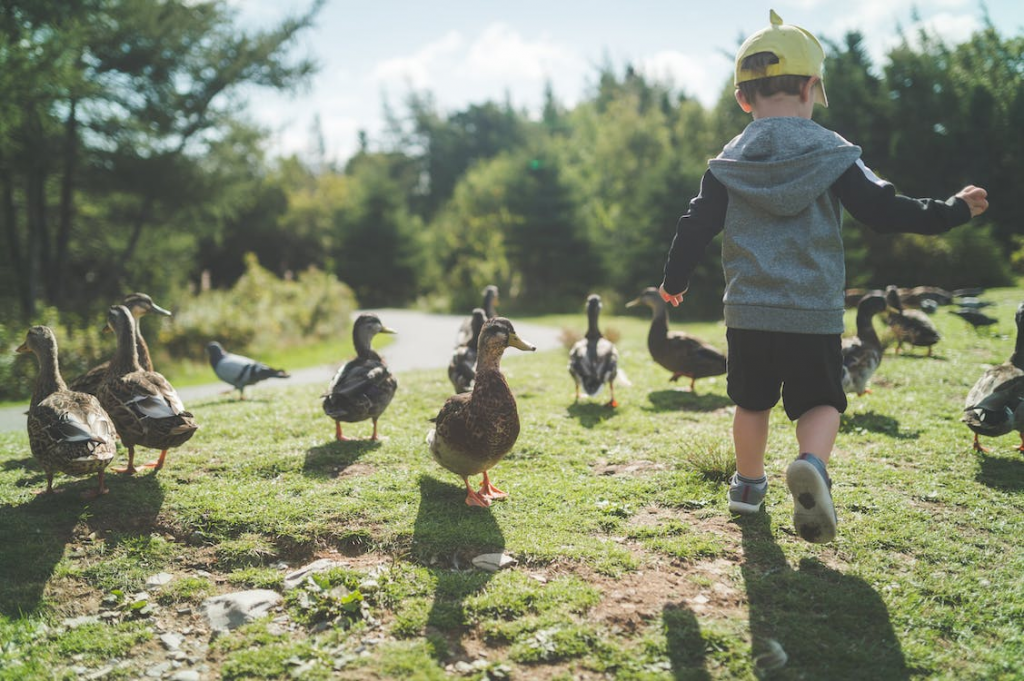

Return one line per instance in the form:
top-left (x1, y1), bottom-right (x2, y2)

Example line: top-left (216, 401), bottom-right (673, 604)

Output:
top-left (98, 305), bottom-right (198, 475)
top-left (455, 285), bottom-right (499, 347)
top-left (17, 326), bottom-right (117, 498)
top-left (885, 285), bottom-right (941, 356)
top-left (449, 308), bottom-right (486, 394)
top-left (69, 293), bottom-right (172, 396)
top-left (322, 313), bottom-right (398, 441)
top-left (962, 301), bottom-right (1024, 452)
top-left (428, 317), bottom-right (536, 507)
top-left (568, 294), bottom-right (619, 406)
top-left (626, 287), bottom-right (726, 392)
top-left (841, 292), bottom-right (888, 396)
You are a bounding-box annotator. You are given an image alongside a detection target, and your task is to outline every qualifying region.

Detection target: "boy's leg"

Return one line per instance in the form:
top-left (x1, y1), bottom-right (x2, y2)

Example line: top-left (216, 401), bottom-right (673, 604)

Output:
top-left (729, 407), bottom-right (770, 514)
top-left (788, 405), bottom-right (840, 542)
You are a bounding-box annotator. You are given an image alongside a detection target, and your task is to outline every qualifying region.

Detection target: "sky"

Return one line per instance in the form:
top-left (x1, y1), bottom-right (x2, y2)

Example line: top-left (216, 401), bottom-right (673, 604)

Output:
top-left (231, 0), bottom-right (1024, 164)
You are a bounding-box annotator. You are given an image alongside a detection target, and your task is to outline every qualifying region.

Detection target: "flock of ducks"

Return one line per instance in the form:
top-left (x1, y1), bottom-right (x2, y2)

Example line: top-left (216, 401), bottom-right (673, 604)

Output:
top-left (15, 283), bottom-right (1024, 504)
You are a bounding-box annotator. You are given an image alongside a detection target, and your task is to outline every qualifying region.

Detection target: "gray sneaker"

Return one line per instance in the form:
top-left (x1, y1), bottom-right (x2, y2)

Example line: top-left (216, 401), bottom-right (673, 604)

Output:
top-left (786, 454), bottom-right (837, 543)
top-left (728, 473), bottom-right (767, 514)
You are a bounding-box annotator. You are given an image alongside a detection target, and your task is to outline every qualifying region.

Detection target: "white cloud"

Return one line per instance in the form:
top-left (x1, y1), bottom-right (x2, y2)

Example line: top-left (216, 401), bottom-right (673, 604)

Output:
top-left (369, 30), bottom-right (465, 90)
top-left (636, 51), bottom-right (730, 108)
top-left (462, 23), bottom-right (581, 81)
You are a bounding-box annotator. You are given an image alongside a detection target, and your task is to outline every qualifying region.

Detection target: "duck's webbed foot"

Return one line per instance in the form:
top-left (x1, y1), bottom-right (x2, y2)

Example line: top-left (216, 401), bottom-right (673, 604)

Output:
top-left (464, 478), bottom-right (491, 507)
top-left (479, 471), bottom-right (508, 501)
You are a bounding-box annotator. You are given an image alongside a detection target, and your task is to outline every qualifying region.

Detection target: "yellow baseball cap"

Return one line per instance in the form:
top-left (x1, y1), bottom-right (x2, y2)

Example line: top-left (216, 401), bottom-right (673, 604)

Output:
top-left (735, 9), bottom-right (828, 107)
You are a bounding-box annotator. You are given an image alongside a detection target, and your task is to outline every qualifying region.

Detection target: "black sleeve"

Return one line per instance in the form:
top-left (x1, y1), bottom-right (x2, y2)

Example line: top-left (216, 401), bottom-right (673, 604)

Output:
top-left (832, 160), bottom-right (972, 235)
top-left (661, 169), bottom-right (728, 296)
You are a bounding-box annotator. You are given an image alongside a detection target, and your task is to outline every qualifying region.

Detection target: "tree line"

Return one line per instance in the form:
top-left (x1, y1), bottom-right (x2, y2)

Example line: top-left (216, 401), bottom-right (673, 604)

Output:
top-left (2, 1), bottom-right (1021, 325)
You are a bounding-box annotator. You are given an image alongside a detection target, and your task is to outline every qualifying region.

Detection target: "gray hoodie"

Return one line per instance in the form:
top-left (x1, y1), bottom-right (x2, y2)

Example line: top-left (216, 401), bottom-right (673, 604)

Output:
top-left (709, 117), bottom-right (861, 334)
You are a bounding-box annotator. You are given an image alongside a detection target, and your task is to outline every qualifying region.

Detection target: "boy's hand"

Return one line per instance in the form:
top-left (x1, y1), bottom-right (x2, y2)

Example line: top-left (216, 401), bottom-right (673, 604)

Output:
top-left (956, 185), bottom-right (988, 217)
top-left (659, 284), bottom-right (684, 307)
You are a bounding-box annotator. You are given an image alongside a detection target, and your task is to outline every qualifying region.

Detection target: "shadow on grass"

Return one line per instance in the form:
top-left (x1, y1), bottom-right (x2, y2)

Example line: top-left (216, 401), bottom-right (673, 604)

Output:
top-left (661, 603), bottom-right (711, 680)
top-left (737, 513), bottom-right (910, 679)
top-left (645, 390), bottom-right (732, 413)
top-left (566, 402), bottom-right (619, 428)
top-left (413, 475), bottom-right (504, 662)
top-left (0, 492), bottom-right (81, 616)
top-left (303, 439), bottom-right (382, 478)
top-left (975, 451), bottom-right (1023, 492)
top-left (840, 411), bottom-right (919, 440)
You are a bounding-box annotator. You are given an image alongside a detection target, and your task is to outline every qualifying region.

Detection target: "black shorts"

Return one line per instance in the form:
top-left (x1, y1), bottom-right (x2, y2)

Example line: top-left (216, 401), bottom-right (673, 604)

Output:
top-left (726, 328), bottom-right (847, 421)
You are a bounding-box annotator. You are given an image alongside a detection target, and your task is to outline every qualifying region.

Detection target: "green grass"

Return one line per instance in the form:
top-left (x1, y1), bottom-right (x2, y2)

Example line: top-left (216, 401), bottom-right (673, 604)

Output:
top-left (1, 287), bottom-right (1023, 679)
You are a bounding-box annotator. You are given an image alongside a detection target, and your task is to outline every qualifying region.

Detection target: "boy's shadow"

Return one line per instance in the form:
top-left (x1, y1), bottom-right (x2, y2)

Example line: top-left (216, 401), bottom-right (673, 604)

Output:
top-left (303, 439), bottom-right (382, 478)
top-left (738, 513), bottom-right (910, 679)
top-left (661, 603), bottom-right (712, 680)
top-left (412, 475), bottom-right (505, 662)
top-left (975, 451), bottom-right (1023, 492)
top-left (566, 402), bottom-right (620, 428)
top-left (645, 390), bottom-right (732, 413)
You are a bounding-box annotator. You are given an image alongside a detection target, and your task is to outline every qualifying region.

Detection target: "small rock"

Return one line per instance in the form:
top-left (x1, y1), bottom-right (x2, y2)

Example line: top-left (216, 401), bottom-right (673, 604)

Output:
top-left (201, 590), bottom-right (282, 633)
top-left (146, 661), bottom-right (172, 678)
top-left (83, 666), bottom-right (114, 680)
top-left (283, 559), bottom-right (346, 591)
top-left (63, 615), bottom-right (100, 629)
top-left (146, 572), bottom-right (174, 588)
top-left (159, 632), bottom-right (184, 651)
top-left (168, 671), bottom-right (201, 681)
top-left (471, 553), bottom-right (517, 572)
top-left (357, 579), bottom-right (379, 594)
top-left (453, 660), bottom-right (474, 674)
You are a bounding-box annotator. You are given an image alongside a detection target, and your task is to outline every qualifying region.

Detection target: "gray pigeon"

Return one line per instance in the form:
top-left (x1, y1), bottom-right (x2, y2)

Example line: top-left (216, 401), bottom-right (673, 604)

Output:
top-left (205, 341), bottom-right (290, 399)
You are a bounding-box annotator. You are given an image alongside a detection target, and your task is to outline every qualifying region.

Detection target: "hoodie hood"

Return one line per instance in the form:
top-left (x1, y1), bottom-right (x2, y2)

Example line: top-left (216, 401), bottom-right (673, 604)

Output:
top-left (710, 117), bottom-right (861, 217)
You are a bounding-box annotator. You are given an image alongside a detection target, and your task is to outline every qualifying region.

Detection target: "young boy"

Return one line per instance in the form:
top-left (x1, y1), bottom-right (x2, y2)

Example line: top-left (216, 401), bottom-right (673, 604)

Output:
top-left (658, 10), bottom-right (988, 543)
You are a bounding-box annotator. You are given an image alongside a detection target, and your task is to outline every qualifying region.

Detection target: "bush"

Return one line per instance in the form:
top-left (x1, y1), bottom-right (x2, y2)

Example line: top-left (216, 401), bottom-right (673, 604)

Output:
top-left (159, 253), bottom-right (358, 362)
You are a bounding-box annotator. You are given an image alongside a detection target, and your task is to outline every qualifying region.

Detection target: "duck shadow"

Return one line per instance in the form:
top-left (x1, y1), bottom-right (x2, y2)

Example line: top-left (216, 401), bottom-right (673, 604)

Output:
top-left (566, 402), bottom-right (620, 428)
top-left (975, 451), bottom-right (1023, 492)
top-left (0, 492), bottom-right (82, 616)
top-left (661, 603), bottom-right (711, 680)
top-left (303, 439), bottom-right (382, 478)
top-left (889, 352), bottom-right (947, 362)
top-left (840, 412), bottom-right (919, 440)
top-left (737, 513), bottom-right (910, 679)
top-left (413, 475), bottom-right (505, 662)
top-left (645, 389), bottom-right (732, 413)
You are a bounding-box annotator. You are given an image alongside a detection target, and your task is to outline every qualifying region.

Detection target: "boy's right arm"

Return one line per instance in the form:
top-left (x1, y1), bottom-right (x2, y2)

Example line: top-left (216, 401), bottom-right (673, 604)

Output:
top-left (833, 160), bottom-right (986, 233)
top-left (660, 169), bottom-right (728, 300)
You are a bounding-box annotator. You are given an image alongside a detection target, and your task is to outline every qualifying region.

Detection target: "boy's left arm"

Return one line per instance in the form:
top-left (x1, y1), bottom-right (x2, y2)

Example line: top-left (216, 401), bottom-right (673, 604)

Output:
top-left (834, 160), bottom-right (987, 233)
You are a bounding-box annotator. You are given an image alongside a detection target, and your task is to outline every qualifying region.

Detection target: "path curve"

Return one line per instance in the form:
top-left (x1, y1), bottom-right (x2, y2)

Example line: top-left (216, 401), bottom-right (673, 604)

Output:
top-left (0, 309), bottom-right (564, 433)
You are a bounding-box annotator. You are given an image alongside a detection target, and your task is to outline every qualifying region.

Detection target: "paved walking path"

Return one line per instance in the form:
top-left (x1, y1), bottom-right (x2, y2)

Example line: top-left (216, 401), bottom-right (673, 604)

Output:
top-left (0, 309), bottom-right (563, 433)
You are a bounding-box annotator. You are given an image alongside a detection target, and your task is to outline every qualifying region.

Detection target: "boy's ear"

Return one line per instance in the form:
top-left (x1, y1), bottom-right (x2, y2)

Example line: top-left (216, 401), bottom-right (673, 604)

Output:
top-left (800, 76), bottom-right (819, 103)
top-left (735, 88), bottom-right (753, 113)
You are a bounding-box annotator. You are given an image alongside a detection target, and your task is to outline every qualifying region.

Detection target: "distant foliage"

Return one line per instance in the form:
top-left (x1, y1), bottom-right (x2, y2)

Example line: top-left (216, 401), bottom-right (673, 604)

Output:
top-left (160, 254), bottom-right (357, 363)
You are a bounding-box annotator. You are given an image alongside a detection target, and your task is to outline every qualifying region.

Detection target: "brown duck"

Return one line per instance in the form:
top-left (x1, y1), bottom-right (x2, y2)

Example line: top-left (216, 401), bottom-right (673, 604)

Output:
top-left (17, 326), bottom-right (117, 499)
top-left (626, 287), bottom-right (726, 391)
top-left (449, 308), bottom-right (486, 394)
top-left (568, 294), bottom-right (620, 406)
top-left (98, 305), bottom-right (198, 474)
top-left (885, 285), bottom-right (941, 356)
top-left (428, 317), bottom-right (535, 507)
top-left (69, 292), bottom-right (172, 395)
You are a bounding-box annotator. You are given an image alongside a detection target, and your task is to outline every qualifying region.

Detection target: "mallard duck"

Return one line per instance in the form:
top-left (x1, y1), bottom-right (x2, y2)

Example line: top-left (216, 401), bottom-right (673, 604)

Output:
top-left (69, 292), bottom-right (172, 395)
top-left (962, 301), bottom-right (1024, 452)
top-left (322, 313), bottom-right (398, 441)
top-left (448, 308), bottom-right (486, 394)
top-left (427, 317), bottom-right (535, 507)
top-left (17, 326), bottom-right (117, 499)
top-left (568, 294), bottom-right (619, 407)
top-left (98, 305), bottom-right (198, 474)
top-left (949, 308), bottom-right (997, 330)
top-left (626, 287), bottom-right (726, 392)
top-left (885, 285), bottom-right (941, 356)
top-left (206, 341), bottom-right (290, 399)
top-left (841, 292), bottom-right (887, 395)
top-left (899, 286), bottom-right (953, 307)
top-left (455, 285), bottom-right (499, 347)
